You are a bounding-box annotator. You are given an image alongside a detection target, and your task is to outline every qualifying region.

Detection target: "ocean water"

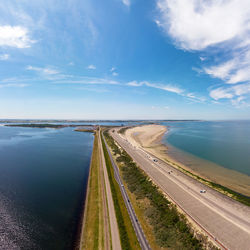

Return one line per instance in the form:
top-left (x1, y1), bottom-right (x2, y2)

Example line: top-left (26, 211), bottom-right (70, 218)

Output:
top-left (0, 126), bottom-right (94, 249)
top-left (161, 121), bottom-right (250, 177)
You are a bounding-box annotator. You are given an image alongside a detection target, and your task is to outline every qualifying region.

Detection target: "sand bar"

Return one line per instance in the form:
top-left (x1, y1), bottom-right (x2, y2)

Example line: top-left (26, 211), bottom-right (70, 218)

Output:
top-left (124, 124), bottom-right (250, 197)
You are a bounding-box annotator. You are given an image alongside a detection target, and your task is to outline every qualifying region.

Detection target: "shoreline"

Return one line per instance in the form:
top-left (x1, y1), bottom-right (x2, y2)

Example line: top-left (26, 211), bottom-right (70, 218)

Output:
top-left (75, 133), bottom-right (96, 250)
top-left (124, 124), bottom-right (250, 198)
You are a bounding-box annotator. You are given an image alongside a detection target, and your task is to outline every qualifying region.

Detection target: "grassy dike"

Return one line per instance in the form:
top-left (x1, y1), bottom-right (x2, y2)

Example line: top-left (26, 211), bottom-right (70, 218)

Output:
top-left (101, 132), bottom-right (140, 250)
top-left (104, 130), bottom-right (209, 250)
top-left (80, 133), bottom-right (104, 250)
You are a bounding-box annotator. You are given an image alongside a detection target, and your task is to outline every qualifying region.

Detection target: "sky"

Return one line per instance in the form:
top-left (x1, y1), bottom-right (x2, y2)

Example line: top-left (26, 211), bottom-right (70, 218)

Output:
top-left (0, 0), bottom-right (250, 120)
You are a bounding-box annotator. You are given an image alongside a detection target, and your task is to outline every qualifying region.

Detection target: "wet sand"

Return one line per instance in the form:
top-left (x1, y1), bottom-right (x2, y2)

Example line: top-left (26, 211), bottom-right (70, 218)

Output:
top-left (124, 124), bottom-right (250, 197)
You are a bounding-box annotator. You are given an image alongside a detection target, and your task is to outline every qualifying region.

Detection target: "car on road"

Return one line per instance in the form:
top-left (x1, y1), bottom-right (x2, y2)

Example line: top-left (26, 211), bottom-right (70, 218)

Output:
top-left (153, 159), bottom-right (158, 162)
top-left (200, 190), bottom-right (206, 193)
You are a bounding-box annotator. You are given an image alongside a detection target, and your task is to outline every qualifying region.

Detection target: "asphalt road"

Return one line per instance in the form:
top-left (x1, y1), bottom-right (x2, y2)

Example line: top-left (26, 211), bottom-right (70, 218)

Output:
top-left (98, 131), bottom-right (122, 250)
top-left (102, 132), bottom-right (151, 250)
top-left (111, 128), bottom-right (250, 250)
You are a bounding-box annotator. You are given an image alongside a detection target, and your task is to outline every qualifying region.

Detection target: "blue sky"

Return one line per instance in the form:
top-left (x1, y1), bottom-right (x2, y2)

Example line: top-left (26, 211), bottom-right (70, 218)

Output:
top-left (0, 0), bottom-right (250, 120)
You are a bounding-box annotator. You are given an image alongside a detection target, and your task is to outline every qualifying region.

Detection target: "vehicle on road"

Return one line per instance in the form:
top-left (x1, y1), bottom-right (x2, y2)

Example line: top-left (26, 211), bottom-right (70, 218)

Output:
top-left (200, 190), bottom-right (206, 193)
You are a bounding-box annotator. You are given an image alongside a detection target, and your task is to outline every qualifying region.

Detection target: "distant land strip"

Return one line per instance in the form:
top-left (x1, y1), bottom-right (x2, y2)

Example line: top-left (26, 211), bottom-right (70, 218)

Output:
top-left (4, 123), bottom-right (95, 129)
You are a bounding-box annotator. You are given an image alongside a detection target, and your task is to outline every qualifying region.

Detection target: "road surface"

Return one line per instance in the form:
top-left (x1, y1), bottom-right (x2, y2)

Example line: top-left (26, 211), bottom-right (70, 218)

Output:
top-left (111, 128), bottom-right (250, 250)
top-left (102, 132), bottom-right (151, 250)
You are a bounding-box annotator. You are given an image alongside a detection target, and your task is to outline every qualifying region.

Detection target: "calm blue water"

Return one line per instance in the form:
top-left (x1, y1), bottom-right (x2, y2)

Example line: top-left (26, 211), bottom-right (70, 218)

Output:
top-left (0, 126), bottom-right (94, 249)
top-left (161, 121), bottom-right (250, 176)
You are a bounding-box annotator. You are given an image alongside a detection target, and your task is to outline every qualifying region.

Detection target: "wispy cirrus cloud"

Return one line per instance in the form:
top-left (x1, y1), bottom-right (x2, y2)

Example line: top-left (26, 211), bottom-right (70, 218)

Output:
top-left (87, 64), bottom-right (96, 70)
top-left (0, 54), bottom-right (10, 60)
top-left (185, 93), bottom-right (206, 103)
top-left (110, 67), bottom-right (118, 76)
top-left (127, 80), bottom-right (183, 94)
top-left (26, 64), bottom-right (118, 85)
top-left (76, 86), bottom-right (110, 93)
top-left (209, 83), bottom-right (250, 107)
top-left (0, 25), bottom-right (35, 48)
top-left (26, 65), bottom-right (59, 75)
top-left (24, 63), bottom-right (205, 103)
top-left (156, 0), bottom-right (250, 106)
top-left (0, 77), bottom-right (30, 89)
top-left (204, 51), bottom-right (250, 85)
top-left (26, 65), bottom-right (70, 81)
top-left (0, 83), bottom-right (29, 88)
top-left (128, 80), bottom-right (206, 102)
top-left (56, 77), bottom-right (119, 85)
top-left (122, 0), bottom-right (131, 7)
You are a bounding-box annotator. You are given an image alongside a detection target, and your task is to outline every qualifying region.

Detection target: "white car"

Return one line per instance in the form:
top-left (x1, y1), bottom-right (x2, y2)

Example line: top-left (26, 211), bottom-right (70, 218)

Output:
top-left (200, 190), bottom-right (206, 193)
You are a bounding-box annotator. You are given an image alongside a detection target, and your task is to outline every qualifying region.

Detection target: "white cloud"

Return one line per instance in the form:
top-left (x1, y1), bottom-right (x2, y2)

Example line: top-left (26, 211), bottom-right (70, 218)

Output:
top-left (209, 88), bottom-right (234, 100)
top-left (68, 62), bottom-right (74, 66)
top-left (122, 0), bottom-right (130, 7)
top-left (0, 25), bottom-right (35, 48)
top-left (76, 86), bottom-right (110, 93)
top-left (156, 0), bottom-right (250, 106)
top-left (26, 65), bottom-right (66, 81)
top-left (0, 83), bottom-right (29, 88)
top-left (55, 77), bottom-right (119, 85)
top-left (209, 83), bottom-right (250, 106)
top-left (204, 51), bottom-right (250, 84)
top-left (127, 80), bottom-right (183, 94)
top-left (155, 19), bottom-right (162, 27)
top-left (0, 54), bottom-right (9, 60)
top-left (156, 0), bottom-right (250, 50)
top-left (128, 80), bottom-right (206, 102)
top-left (87, 64), bottom-right (96, 70)
top-left (231, 96), bottom-right (246, 106)
top-left (127, 81), bottom-right (143, 87)
top-left (204, 60), bottom-right (237, 81)
top-left (233, 82), bottom-right (250, 96)
top-left (26, 65), bottom-right (59, 75)
top-left (110, 67), bottom-right (118, 76)
top-left (192, 67), bottom-right (203, 74)
top-left (186, 92), bottom-right (206, 102)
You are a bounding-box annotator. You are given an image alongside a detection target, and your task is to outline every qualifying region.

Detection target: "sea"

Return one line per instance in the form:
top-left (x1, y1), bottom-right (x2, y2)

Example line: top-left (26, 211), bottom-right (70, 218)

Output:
top-left (0, 121), bottom-right (140, 249)
top-left (0, 126), bottom-right (94, 249)
top-left (160, 120), bottom-right (250, 195)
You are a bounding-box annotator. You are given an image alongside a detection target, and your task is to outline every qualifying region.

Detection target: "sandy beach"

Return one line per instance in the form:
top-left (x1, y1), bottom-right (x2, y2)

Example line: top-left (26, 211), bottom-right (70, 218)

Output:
top-left (123, 124), bottom-right (250, 197)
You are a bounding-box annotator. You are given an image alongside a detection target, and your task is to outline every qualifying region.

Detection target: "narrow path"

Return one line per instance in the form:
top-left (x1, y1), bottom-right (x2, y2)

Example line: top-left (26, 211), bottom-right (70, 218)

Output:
top-left (98, 131), bottom-right (111, 250)
top-left (98, 130), bottom-right (122, 250)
